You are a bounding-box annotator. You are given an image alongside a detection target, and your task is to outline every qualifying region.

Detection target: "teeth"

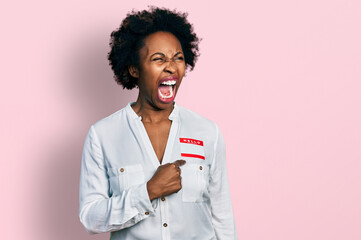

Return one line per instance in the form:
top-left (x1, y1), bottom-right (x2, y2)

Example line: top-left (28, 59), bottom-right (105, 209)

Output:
top-left (161, 80), bottom-right (176, 86)
top-left (158, 86), bottom-right (174, 99)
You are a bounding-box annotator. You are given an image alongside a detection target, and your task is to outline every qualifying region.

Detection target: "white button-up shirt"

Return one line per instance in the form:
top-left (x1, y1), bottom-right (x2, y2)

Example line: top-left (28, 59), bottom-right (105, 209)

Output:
top-left (79, 103), bottom-right (238, 239)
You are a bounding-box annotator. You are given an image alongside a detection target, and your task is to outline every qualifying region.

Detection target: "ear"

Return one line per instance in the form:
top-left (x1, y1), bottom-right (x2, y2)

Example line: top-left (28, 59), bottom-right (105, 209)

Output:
top-left (128, 65), bottom-right (139, 78)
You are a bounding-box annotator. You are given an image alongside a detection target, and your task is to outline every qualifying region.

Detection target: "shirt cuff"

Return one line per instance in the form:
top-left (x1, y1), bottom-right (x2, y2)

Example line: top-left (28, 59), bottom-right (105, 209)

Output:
top-left (132, 182), bottom-right (156, 218)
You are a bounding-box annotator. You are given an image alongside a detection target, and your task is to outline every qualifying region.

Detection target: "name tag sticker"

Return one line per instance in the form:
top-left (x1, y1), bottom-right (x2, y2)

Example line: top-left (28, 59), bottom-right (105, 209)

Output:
top-left (180, 138), bottom-right (205, 160)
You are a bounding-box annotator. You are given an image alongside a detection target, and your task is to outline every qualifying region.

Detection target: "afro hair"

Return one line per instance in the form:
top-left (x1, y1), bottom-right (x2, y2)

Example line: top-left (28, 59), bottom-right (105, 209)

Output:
top-left (108, 6), bottom-right (200, 89)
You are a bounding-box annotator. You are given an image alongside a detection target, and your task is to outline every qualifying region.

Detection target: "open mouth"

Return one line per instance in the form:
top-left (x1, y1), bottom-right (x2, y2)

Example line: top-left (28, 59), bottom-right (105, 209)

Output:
top-left (158, 79), bottom-right (177, 102)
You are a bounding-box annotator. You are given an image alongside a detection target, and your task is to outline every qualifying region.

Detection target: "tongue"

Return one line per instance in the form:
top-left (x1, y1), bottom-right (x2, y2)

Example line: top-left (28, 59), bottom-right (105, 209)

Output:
top-left (159, 85), bottom-right (171, 96)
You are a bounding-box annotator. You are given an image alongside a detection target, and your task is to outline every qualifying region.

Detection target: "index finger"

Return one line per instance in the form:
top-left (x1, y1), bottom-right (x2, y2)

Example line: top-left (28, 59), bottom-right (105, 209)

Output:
top-left (173, 159), bottom-right (186, 167)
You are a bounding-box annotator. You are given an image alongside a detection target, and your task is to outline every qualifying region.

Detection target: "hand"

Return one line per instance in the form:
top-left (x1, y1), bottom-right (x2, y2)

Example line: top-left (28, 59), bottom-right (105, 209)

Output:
top-left (147, 160), bottom-right (186, 201)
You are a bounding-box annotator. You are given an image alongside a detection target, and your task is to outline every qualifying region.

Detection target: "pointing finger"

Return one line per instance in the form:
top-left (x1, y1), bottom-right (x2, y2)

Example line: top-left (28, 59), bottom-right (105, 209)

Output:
top-left (173, 159), bottom-right (186, 167)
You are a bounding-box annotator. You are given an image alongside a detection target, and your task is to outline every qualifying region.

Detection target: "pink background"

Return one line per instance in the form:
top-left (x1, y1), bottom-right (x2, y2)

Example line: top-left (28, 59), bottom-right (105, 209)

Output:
top-left (1, 0), bottom-right (360, 239)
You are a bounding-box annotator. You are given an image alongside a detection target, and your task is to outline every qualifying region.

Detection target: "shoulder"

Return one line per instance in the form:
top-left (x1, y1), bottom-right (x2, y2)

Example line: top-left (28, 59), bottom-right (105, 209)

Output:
top-left (178, 105), bottom-right (217, 125)
top-left (90, 106), bottom-right (128, 135)
top-left (177, 104), bottom-right (220, 137)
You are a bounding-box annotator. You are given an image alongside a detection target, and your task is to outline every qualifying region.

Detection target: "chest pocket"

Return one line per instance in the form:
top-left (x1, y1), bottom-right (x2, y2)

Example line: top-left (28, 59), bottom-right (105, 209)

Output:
top-left (107, 164), bottom-right (145, 196)
top-left (181, 163), bottom-right (210, 202)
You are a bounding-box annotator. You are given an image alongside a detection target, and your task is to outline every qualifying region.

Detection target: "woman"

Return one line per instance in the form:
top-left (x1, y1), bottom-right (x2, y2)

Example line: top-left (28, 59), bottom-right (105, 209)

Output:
top-left (79, 7), bottom-right (237, 240)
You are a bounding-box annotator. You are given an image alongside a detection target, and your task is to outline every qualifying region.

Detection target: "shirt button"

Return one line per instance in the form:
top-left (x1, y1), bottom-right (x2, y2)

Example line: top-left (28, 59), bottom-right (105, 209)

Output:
top-left (120, 168), bottom-right (124, 173)
top-left (199, 166), bottom-right (203, 170)
top-left (161, 197), bottom-right (166, 201)
top-left (163, 223), bottom-right (168, 227)
top-left (145, 211), bottom-right (149, 215)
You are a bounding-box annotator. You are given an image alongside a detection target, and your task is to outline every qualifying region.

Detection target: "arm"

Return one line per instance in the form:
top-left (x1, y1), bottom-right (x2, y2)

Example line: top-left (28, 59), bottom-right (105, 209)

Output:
top-left (79, 126), bottom-right (155, 234)
top-left (209, 125), bottom-right (238, 239)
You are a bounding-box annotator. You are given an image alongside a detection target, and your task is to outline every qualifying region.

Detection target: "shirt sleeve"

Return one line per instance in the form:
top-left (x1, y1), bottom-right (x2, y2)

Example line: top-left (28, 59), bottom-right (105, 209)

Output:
top-left (209, 124), bottom-right (238, 239)
top-left (79, 126), bottom-right (155, 234)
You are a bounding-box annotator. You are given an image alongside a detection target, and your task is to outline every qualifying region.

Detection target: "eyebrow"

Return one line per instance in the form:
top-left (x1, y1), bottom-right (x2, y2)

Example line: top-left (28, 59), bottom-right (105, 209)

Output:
top-left (150, 51), bottom-right (183, 58)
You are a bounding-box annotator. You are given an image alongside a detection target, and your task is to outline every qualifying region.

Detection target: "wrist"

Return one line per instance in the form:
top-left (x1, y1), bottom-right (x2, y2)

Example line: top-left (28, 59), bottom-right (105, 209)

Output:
top-left (146, 180), bottom-right (158, 201)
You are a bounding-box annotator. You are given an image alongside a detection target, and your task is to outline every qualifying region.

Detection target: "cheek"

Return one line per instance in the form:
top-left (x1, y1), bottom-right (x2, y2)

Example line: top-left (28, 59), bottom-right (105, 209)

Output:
top-left (139, 66), bottom-right (160, 86)
top-left (178, 63), bottom-right (186, 76)
top-left (147, 65), bottom-right (163, 78)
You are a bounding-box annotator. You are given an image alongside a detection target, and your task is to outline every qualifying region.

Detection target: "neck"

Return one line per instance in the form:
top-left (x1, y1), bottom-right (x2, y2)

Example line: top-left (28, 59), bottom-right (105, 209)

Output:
top-left (131, 96), bottom-right (174, 123)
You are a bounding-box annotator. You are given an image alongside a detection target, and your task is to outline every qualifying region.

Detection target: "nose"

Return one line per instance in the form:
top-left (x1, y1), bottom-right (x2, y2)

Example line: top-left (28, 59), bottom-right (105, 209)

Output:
top-left (164, 60), bottom-right (176, 74)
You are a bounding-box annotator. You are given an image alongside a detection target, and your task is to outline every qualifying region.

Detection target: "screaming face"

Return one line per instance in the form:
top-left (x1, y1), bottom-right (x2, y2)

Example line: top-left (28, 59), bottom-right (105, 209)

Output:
top-left (129, 31), bottom-right (186, 110)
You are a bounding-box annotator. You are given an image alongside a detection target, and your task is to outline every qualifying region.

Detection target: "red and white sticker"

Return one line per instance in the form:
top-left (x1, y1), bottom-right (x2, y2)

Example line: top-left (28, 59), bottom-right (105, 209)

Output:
top-left (180, 138), bottom-right (205, 160)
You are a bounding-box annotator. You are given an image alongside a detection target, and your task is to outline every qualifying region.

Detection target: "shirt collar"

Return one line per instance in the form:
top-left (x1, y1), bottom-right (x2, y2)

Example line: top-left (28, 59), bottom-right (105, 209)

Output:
top-left (126, 102), bottom-right (179, 121)
top-left (126, 102), bottom-right (141, 120)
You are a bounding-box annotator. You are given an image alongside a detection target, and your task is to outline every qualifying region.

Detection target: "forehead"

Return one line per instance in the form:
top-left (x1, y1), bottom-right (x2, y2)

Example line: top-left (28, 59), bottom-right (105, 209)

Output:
top-left (141, 31), bottom-right (183, 56)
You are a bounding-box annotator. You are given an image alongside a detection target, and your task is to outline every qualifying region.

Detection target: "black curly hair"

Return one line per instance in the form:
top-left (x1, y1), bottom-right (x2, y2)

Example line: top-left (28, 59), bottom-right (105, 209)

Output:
top-left (108, 6), bottom-right (201, 89)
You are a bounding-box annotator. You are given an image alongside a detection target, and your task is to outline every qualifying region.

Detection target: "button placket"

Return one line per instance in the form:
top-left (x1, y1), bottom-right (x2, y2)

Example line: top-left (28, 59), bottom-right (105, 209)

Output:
top-left (160, 193), bottom-right (170, 239)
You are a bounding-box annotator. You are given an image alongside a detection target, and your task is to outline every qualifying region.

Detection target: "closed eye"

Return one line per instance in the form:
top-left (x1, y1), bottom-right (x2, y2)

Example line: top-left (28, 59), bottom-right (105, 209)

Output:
top-left (152, 58), bottom-right (165, 61)
top-left (151, 56), bottom-right (184, 62)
